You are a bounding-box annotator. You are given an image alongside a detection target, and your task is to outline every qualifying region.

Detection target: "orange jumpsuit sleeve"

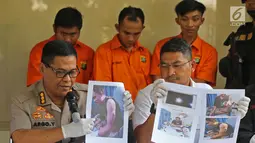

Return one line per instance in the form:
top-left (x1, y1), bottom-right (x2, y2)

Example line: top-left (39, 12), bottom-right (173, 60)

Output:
top-left (150, 43), bottom-right (161, 76)
top-left (26, 44), bottom-right (43, 86)
top-left (88, 49), bottom-right (95, 81)
top-left (196, 48), bottom-right (218, 86)
top-left (93, 46), bottom-right (112, 81)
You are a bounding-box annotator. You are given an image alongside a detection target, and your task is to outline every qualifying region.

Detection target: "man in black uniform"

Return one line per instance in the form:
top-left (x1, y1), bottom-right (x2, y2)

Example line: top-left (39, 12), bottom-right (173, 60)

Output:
top-left (224, 0), bottom-right (255, 142)
top-left (219, 0), bottom-right (255, 89)
top-left (238, 85), bottom-right (255, 143)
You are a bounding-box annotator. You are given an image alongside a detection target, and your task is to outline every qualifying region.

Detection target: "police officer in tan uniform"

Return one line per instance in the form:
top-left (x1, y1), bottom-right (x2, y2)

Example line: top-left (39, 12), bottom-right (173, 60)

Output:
top-left (10, 40), bottom-right (135, 143)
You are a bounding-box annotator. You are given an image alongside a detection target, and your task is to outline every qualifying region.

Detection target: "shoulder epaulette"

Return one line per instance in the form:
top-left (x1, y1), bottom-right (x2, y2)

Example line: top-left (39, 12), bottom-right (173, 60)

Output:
top-left (72, 83), bottom-right (88, 92)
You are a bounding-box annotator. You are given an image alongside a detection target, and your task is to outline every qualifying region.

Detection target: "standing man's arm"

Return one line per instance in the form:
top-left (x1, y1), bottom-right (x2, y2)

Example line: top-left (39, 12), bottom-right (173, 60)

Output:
top-left (27, 44), bottom-right (43, 86)
top-left (93, 46), bottom-right (112, 81)
top-left (150, 42), bottom-right (162, 82)
top-left (194, 48), bottom-right (218, 86)
top-left (98, 99), bottom-right (116, 136)
top-left (144, 50), bottom-right (153, 85)
top-left (89, 50), bottom-right (95, 80)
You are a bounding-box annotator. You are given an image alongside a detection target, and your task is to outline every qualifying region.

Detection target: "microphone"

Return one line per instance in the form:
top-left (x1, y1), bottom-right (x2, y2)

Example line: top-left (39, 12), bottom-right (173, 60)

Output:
top-left (66, 90), bottom-right (81, 123)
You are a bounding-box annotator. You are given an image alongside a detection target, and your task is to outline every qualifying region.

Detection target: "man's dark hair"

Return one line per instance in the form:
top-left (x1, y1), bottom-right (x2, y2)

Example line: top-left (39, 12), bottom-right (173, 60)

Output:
top-left (54, 7), bottom-right (83, 30)
top-left (118, 6), bottom-right (145, 24)
top-left (175, 0), bottom-right (206, 16)
top-left (41, 40), bottom-right (77, 65)
top-left (93, 85), bottom-right (105, 94)
top-left (160, 38), bottom-right (192, 60)
top-left (206, 118), bottom-right (217, 122)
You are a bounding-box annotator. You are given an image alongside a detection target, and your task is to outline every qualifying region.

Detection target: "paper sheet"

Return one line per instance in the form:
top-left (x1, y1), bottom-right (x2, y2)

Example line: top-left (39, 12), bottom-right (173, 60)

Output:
top-left (152, 82), bottom-right (245, 143)
top-left (199, 89), bottom-right (244, 143)
top-left (85, 81), bottom-right (128, 143)
top-left (151, 82), bottom-right (201, 143)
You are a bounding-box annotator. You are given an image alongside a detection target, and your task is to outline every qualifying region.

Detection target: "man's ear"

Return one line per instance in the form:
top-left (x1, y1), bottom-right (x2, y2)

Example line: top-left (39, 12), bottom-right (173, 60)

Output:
top-left (115, 23), bottom-right (120, 32)
top-left (40, 63), bottom-right (45, 74)
top-left (53, 24), bottom-right (56, 33)
top-left (201, 17), bottom-right (205, 25)
top-left (191, 60), bottom-right (196, 72)
top-left (175, 17), bottom-right (180, 25)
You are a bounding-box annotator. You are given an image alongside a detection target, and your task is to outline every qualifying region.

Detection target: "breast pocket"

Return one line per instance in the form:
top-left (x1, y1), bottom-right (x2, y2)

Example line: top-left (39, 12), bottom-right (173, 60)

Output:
top-left (112, 57), bottom-right (129, 81)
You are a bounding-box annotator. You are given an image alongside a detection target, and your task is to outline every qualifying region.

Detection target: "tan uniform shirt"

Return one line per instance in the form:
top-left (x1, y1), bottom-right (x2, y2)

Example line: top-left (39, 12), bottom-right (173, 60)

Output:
top-left (10, 80), bottom-right (88, 143)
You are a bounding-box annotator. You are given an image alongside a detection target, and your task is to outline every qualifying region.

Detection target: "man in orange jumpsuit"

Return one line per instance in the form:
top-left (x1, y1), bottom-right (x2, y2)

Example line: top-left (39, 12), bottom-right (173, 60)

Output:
top-left (93, 6), bottom-right (151, 143)
top-left (93, 6), bottom-right (151, 101)
top-left (27, 7), bottom-right (94, 86)
top-left (150, 0), bottom-right (218, 86)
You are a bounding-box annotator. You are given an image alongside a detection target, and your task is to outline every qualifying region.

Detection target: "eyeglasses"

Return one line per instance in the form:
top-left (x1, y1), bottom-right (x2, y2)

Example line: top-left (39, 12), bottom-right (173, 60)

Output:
top-left (44, 64), bottom-right (80, 78)
top-left (159, 60), bottom-right (191, 70)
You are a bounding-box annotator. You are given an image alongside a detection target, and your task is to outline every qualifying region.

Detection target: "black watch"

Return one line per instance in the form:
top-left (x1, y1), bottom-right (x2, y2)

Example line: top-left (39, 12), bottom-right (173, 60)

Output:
top-left (150, 103), bottom-right (156, 114)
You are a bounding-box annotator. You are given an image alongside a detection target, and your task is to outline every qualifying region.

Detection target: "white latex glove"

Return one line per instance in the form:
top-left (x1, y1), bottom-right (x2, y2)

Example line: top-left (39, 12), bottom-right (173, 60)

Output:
top-left (250, 134), bottom-right (255, 143)
top-left (150, 79), bottom-right (168, 107)
top-left (237, 96), bottom-right (251, 119)
top-left (61, 118), bottom-right (95, 138)
top-left (123, 91), bottom-right (135, 117)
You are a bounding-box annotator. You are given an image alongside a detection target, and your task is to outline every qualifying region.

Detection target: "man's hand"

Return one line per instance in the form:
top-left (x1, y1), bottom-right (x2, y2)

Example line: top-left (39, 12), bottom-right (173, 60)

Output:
top-left (237, 96), bottom-right (251, 119)
top-left (61, 118), bottom-right (95, 138)
top-left (123, 91), bottom-right (135, 117)
top-left (150, 79), bottom-right (168, 107)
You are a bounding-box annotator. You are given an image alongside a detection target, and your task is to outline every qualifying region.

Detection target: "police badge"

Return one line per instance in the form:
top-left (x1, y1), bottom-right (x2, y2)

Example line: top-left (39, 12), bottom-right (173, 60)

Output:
top-left (80, 61), bottom-right (87, 70)
top-left (140, 55), bottom-right (146, 63)
top-left (194, 57), bottom-right (200, 64)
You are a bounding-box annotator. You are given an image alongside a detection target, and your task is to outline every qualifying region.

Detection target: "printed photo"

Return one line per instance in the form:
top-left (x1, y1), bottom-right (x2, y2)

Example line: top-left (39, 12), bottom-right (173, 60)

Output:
top-left (204, 117), bottom-right (236, 140)
top-left (91, 85), bottom-right (124, 138)
top-left (206, 94), bottom-right (238, 116)
top-left (166, 90), bottom-right (197, 109)
top-left (157, 108), bottom-right (193, 138)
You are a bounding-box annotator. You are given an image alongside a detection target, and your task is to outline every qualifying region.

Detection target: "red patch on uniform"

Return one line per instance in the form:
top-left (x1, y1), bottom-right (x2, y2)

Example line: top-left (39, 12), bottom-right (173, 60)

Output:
top-left (44, 112), bottom-right (54, 119)
top-left (32, 111), bottom-right (42, 120)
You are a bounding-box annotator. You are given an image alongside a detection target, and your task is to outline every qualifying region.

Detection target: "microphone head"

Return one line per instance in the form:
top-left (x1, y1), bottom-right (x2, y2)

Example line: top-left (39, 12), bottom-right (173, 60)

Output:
top-left (66, 91), bottom-right (76, 102)
top-left (66, 91), bottom-right (78, 113)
